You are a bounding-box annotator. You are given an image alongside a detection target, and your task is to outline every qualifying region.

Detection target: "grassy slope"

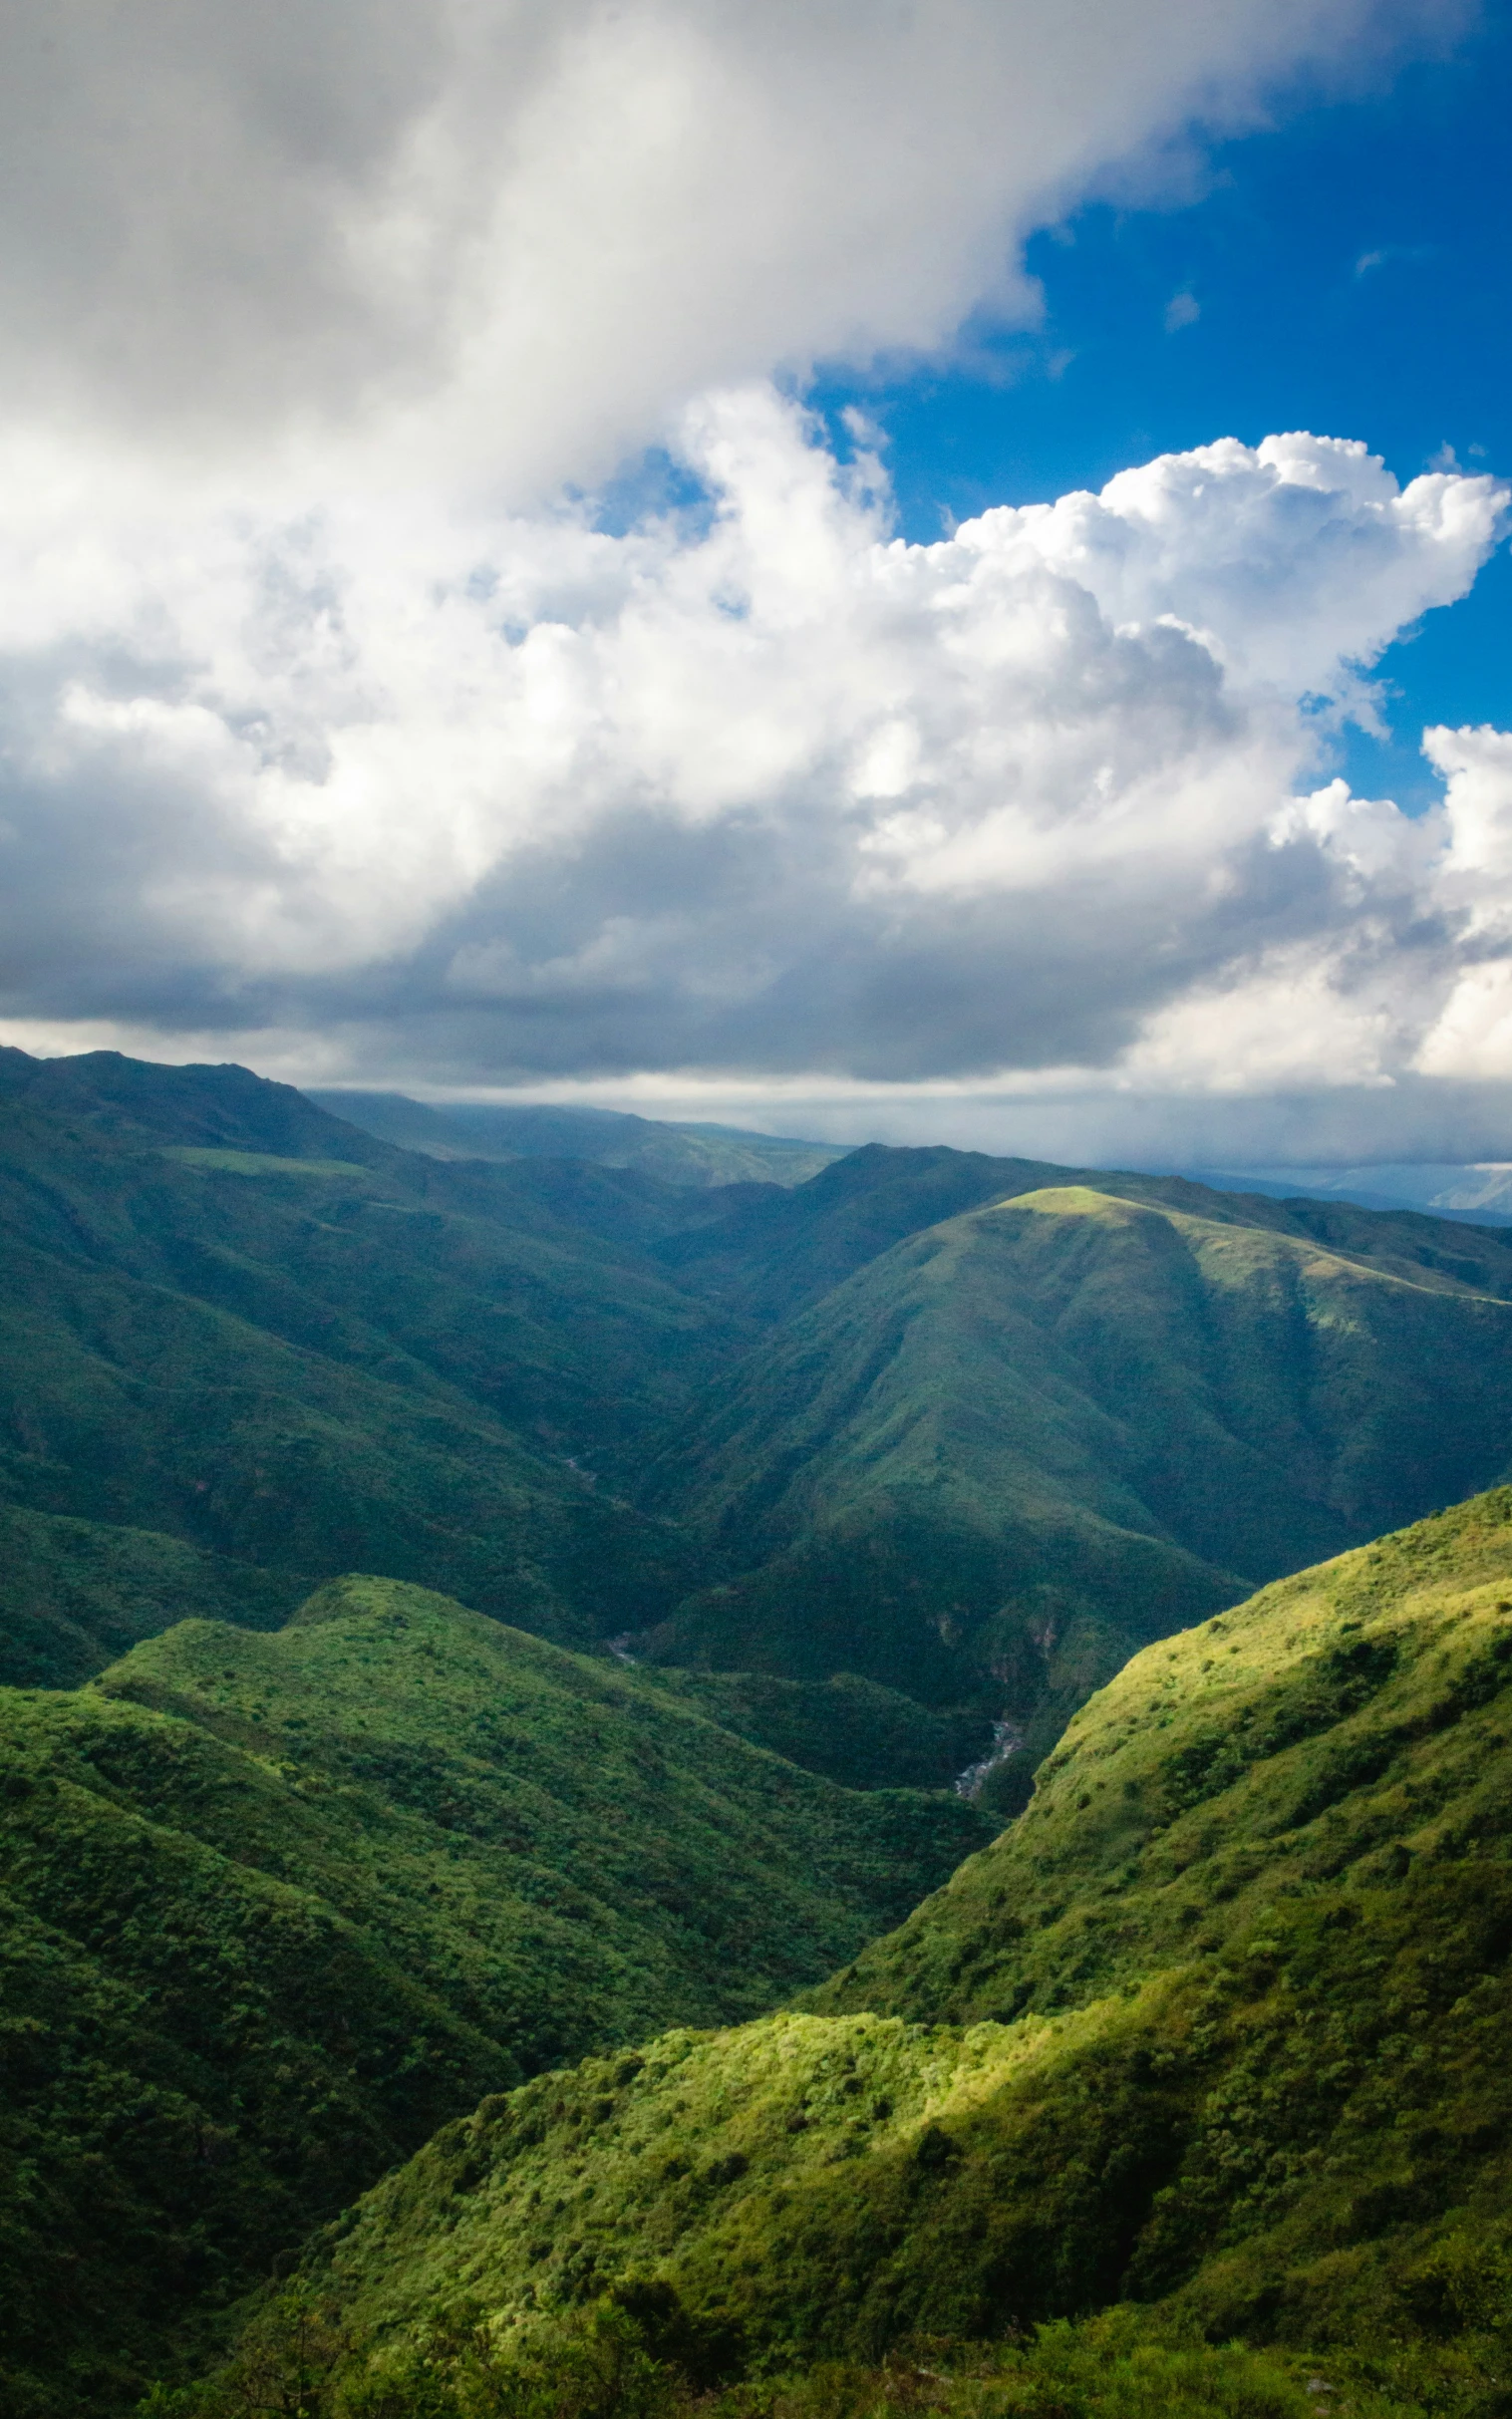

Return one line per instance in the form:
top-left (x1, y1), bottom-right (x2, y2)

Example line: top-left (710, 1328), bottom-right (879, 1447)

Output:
top-left (0, 1056), bottom-right (742, 1647)
top-left (0, 1503), bottom-right (304, 1686)
top-left (294, 1490), bottom-right (1512, 2386)
top-left (0, 1574), bottom-right (986, 2416)
top-left (643, 1187), bottom-right (1512, 1763)
top-left (656, 1140), bottom-right (1512, 1326)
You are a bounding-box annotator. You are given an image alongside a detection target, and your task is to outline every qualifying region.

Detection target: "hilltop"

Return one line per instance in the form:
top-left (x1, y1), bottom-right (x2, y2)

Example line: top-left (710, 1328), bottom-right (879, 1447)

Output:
top-left (641, 1177), bottom-right (1512, 1784)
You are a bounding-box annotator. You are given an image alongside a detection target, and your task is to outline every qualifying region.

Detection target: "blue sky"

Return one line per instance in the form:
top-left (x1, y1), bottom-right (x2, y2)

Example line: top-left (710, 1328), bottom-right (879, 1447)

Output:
top-left (814, 11), bottom-right (1512, 815)
top-left (5, 1), bottom-right (1512, 1164)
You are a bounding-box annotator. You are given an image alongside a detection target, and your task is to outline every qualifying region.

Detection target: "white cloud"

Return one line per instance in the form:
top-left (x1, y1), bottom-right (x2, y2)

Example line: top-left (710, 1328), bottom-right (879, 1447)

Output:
top-left (0, 0), bottom-right (1458, 500)
top-left (0, 389), bottom-right (1507, 1171)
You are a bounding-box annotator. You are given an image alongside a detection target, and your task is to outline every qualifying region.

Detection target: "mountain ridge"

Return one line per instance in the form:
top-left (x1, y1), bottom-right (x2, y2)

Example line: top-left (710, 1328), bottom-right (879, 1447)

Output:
top-left (0, 1571), bottom-right (986, 2415)
top-left (241, 1487), bottom-right (1512, 2407)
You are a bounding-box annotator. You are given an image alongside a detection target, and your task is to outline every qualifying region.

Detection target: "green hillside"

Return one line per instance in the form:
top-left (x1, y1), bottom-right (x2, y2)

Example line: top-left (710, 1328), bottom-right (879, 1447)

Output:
top-left (646, 1665), bottom-right (991, 1791)
top-left (309, 1090), bottom-right (849, 1190)
top-left (0, 1574), bottom-right (986, 2417)
top-left (0, 1050), bottom-right (745, 1651)
top-left (0, 1503), bottom-right (303, 1686)
top-left (656, 1139), bottom-right (1512, 1325)
top-left (642, 1184), bottom-right (1512, 1776)
top-left (12, 1050), bottom-right (1512, 1754)
top-left (243, 1489), bottom-right (1512, 2412)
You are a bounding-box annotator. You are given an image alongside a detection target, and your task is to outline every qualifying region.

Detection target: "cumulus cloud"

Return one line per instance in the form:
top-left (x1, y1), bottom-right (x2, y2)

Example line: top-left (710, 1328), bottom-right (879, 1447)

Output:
top-left (0, 0), bottom-right (1459, 495)
top-left (0, 0), bottom-right (1500, 1161)
top-left (0, 389), bottom-right (1507, 1161)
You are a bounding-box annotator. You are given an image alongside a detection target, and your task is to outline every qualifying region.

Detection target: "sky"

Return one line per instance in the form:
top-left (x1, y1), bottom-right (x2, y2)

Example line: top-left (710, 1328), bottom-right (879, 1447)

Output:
top-left (1, 0), bottom-right (1510, 1167)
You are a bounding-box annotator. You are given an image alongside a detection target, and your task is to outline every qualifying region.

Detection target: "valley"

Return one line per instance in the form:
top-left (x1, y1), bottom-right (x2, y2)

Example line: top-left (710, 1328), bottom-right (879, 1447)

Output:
top-left (4, 1048), bottom-right (1512, 2414)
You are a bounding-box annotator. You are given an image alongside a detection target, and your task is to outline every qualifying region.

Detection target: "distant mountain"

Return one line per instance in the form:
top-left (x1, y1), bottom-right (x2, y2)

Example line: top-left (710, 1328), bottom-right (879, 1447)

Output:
top-left (1188, 1160), bottom-right (1512, 1226)
top-left (641, 1159), bottom-right (1512, 1777)
top-left (0, 1573), bottom-right (986, 2414)
top-left (257, 1487), bottom-right (1512, 2403)
top-left (11, 1057), bottom-right (1512, 1773)
top-left (307, 1088), bottom-right (850, 1189)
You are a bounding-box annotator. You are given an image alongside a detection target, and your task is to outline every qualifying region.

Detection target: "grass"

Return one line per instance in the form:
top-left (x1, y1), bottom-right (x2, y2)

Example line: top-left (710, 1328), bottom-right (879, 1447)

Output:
top-left (161, 1148), bottom-right (379, 1178)
top-left (0, 1575), bottom-right (986, 2418)
top-left (233, 1490), bottom-right (1512, 2404)
top-left (642, 1184), bottom-right (1512, 1751)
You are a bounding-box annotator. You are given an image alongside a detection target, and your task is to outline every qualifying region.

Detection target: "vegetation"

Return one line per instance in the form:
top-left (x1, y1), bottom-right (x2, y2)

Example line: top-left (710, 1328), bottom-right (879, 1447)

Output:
top-left (308, 1092), bottom-right (848, 1190)
top-left (0, 1049), bottom-right (733, 1649)
top-left (228, 1490), bottom-right (1512, 2408)
top-left (0, 1503), bottom-right (301, 1687)
top-left (10, 1057), bottom-right (1512, 2414)
top-left (144, 2288), bottom-right (1508, 2419)
top-left (11, 1049), bottom-right (1512, 1764)
top-left (642, 1183), bottom-right (1512, 1758)
top-left (647, 1668), bottom-right (992, 1792)
top-left (0, 1575), bottom-right (985, 2416)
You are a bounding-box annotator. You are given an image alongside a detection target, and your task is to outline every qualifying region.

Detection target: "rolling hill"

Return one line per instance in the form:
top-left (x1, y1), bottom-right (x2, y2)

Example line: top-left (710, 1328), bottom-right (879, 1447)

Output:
top-left (251, 1487), bottom-right (1512, 2411)
top-left (640, 1176), bottom-right (1512, 1785)
top-left (0, 1049), bottom-right (755, 1652)
top-left (0, 1573), bottom-right (986, 2417)
top-left (307, 1089), bottom-right (849, 1189)
top-left (11, 1047), bottom-right (1512, 1784)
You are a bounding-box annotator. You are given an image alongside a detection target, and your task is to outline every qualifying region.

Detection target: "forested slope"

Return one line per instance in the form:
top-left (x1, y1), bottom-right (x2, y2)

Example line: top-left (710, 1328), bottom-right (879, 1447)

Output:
top-left (0, 1051), bottom-right (742, 1648)
top-left (0, 1574), bottom-right (985, 2416)
top-left (642, 1182), bottom-right (1512, 1776)
top-left (263, 1489), bottom-right (1512, 2405)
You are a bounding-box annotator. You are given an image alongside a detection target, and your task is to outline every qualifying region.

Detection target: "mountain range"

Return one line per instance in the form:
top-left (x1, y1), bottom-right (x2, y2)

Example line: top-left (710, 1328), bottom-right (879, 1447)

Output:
top-left (6, 1047), bottom-right (1512, 2414)
top-left (307, 1089), bottom-right (849, 1190)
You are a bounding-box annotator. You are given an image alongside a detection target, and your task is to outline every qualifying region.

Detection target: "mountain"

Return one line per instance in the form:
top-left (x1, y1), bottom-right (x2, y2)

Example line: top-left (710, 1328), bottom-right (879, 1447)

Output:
top-left (640, 1175), bottom-right (1512, 1787)
top-left (1190, 1161), bottom-right (1512, 1226)
top-left (12, 1052), bottom-right (1512, 1777)
top-left (307, 1089), bottom-right (849, 1189)
top-left (248, 1487), bottom-right (1512, 2408)
top-left (0, 1049), bottom-right (751, 1653)
top-left (0, 1573), bottom-right (986, 2417)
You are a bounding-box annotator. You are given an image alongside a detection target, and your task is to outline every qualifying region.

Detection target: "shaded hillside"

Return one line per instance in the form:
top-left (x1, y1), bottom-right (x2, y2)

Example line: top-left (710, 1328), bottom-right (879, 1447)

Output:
top-left (0, 1051), bottom-right (746, 1647)
top-left (0, 1504), bottom-right (302, 1687)
top-left (0, 1575), bottom-right (985, 2417)
top-left (642, 1184), bottom-right (1512, 1771)
top-left (646, 1666), bottom-right (991, 1792)
top-left (267, 1490), bottom-right (1512, 2395)
top-left (12, 1049), bottom-right (1512, 1752)
top-left (310, 1089), bottom-right (848, 1189)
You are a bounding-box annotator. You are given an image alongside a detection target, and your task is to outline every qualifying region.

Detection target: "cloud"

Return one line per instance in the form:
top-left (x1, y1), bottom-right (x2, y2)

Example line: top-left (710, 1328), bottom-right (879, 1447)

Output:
top-left (1355, 241), bottom-right (1436, 278)
top-left (0, 0), bottom-right (1460, 499)
top-left (0, 389), bottom-right (1506, 1171)
top-left (0, 0), bottom-right (1496, 1161)
top-left (1164, 290), bottom-right (1202, 331)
